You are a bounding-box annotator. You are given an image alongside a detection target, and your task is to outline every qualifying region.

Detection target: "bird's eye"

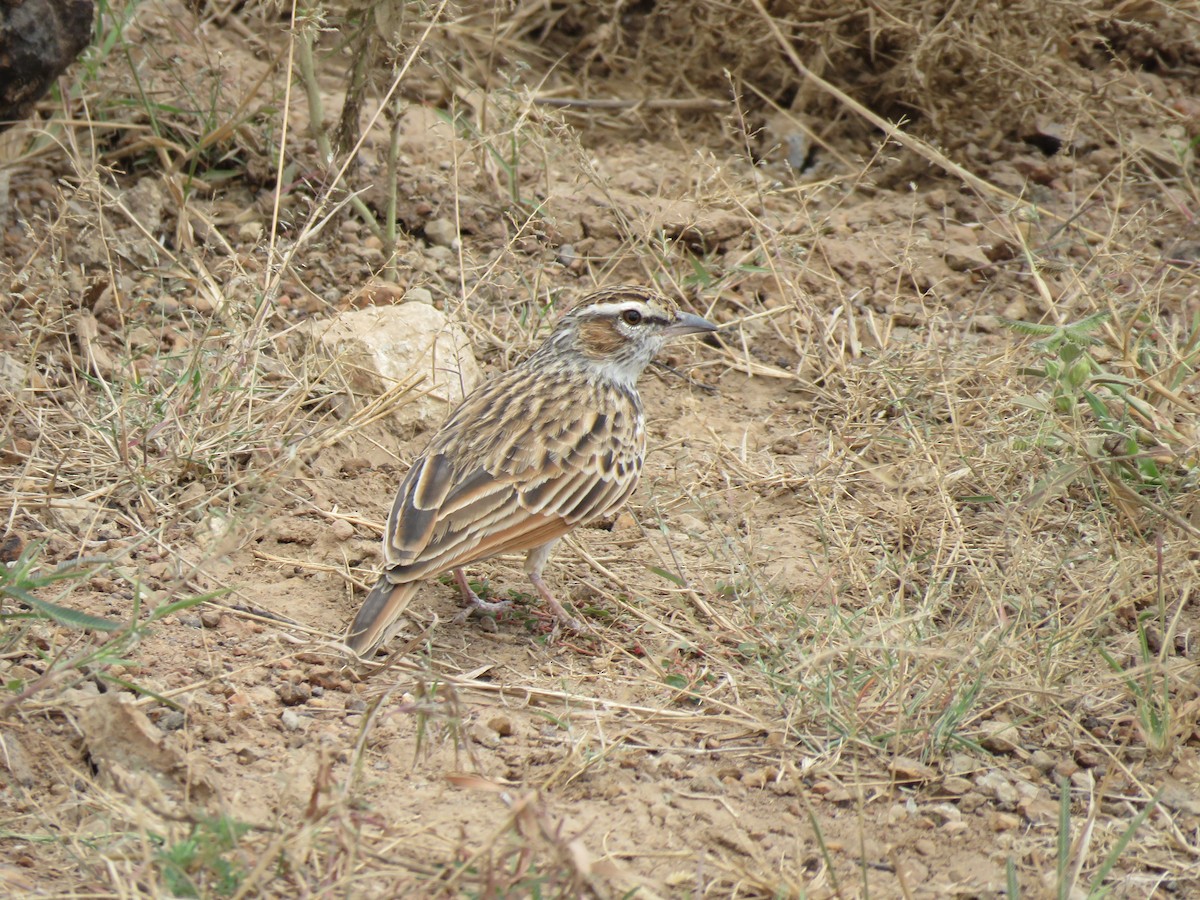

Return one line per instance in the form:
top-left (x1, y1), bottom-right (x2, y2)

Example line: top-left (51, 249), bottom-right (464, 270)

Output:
top-left (621, 309), bottom-right (643, 325)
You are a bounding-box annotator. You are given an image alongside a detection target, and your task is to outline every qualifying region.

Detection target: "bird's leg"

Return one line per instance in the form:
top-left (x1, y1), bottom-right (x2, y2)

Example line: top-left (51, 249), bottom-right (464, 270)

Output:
top-left (525, 541), bottom-right (587, 633)
top-left (528, 572), bottom-right (588, 633)
top-left (452, 567), bottom-right (512, 616)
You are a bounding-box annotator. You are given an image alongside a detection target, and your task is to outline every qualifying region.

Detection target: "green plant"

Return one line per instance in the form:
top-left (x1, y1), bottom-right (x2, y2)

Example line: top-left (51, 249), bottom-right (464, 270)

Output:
top-left (0, 542), bottom-right (117, 637)
top-left (1, 541), bottom-right (218, 712)
top-left (153, 815), bottom-right (253, 898)
top-left (1006, 311), bottom-right (1200, 520)
top-left (1096, 537), bottom-right (1178, 755)
top-left (1050, 777), bottom-right (1160, 899)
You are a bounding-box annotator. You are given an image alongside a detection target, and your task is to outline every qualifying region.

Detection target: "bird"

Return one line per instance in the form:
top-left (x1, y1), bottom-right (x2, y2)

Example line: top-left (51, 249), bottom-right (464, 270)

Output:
top-left (344, 285), bottom-right (718, 655)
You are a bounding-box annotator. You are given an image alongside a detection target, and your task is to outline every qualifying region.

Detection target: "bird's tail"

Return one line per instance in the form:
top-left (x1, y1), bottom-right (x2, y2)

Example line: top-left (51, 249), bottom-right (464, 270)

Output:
top-left (346, 578), bottom-right (419, 656)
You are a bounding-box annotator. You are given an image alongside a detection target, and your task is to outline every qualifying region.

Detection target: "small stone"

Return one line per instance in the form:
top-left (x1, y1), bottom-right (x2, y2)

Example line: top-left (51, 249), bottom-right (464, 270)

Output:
top-left (811, 780), bottom-right (852, 803)
top-left (1019, 795), bottom-right (1059, 824)
top-left (1070, 769), bottom-right (1095, 790)
top-left (199, 608), bottom-right (223, 628)
top-left (944, 245), bottom-right (990, 272)
top-left (424, 218), bottom-right (459, 249)
top-left (975, 771), bottom-right (1019, 806)
top-left (468, 723), bottom-right (498, 748)
top-left (277, 681), bottom-right (312, 706)
top-left (1054, 759), bottom-right (1080, 779)
top-left (742, 766), bottom-right (777, 789)
top-left (926, 803), bottom-right (962, 825)
top-left (345, 697), bottom-right (367, 713)
top-left (236, 745), bottom-right (264, 764)
top-left (978, 717), bottom-right (1022, 754)
top-left (404, 287), bottom-right (433, 305)
top-left (157, 710), bottom-right (186, 731)
top-left (487, 715), bottom-right (513, 737)
top-left (946, 753), bottom-right (978, 776)
top-left (281, 709), bottom-right (304, 732)
top-left (991, 812), bottom-right (1021, 831)
top-left (1073, 748), bottom-right (1102, 769)
top-left (1027, 749), bottom-right (1056, 773)
top-left (941, 776), bottom-right (973, 795)
top-left (891, 756), bottom-right (937, 783)
top-left (329, 519), bottom-right (355, 542)
top-left (914, 838), bottom-right (937, 857)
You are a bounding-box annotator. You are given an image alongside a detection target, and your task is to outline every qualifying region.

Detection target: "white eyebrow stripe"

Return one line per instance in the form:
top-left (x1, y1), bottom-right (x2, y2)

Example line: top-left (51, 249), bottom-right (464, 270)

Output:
top-left (584, 302), bottom-right (641, 317)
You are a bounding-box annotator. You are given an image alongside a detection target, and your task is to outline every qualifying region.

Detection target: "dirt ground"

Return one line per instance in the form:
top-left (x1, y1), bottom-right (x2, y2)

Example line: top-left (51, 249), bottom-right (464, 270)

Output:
top-left (3, 1), bottom-right (1200, 897)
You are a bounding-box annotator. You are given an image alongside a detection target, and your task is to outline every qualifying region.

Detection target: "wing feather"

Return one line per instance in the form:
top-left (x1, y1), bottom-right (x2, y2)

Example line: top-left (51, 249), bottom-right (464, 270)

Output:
top-left (378, 366), bottom-right (644, 583)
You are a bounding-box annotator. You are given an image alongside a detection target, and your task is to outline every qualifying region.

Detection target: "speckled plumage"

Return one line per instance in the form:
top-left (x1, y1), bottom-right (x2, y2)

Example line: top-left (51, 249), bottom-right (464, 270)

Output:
top-left (345, 286), bottom-right (717, 655)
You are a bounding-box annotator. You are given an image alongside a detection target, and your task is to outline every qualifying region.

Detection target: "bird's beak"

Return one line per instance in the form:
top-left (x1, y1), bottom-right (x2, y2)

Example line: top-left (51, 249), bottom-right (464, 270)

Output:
top-left (663, 311), bottom-right (719, 337)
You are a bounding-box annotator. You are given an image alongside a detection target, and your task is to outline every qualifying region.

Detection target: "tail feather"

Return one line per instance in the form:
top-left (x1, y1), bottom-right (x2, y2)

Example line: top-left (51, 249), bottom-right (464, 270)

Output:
top-left (346, 578), bottom-right (419, 655)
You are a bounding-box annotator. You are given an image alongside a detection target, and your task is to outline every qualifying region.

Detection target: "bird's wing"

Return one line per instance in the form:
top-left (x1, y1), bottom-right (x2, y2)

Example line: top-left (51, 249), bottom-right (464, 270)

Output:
top-left (380, 368), bottom-right (643, 581)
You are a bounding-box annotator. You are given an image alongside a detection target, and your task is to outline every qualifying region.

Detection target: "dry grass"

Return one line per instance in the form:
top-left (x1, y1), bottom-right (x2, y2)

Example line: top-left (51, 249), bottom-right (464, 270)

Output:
top-left (3, 0), bottom-right (1200, 896)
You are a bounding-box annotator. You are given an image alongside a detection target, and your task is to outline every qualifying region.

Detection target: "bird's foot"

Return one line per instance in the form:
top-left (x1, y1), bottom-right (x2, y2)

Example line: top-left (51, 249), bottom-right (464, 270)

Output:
top-left (451, 569), bottom-right (511, 628)
top-left (529, 573), bottom-right (588, 634)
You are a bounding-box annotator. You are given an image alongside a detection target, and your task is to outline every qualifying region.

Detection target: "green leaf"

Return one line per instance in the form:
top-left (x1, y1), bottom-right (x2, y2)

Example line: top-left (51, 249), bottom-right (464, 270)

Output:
top-left (4, 587), bottom-right (121, 632)
top-left (998, 318), bottom-right (1060, 337)
top-left (150, 590), bottom-right (229, 622)
top-left (1081, 390), bottom-right (1112, 423)
top-left (647, 566), bottom-right (685, 587)
top-left (1086, 791), bottom-right (1160, 896)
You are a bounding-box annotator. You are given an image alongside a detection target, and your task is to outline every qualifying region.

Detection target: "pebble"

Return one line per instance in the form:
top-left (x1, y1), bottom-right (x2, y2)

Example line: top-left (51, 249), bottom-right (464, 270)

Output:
top-left (1028, 749), bottom-right (1056, 773)
top-left (199, 608), bottom-right (223, 628)
top-left (329, 519), bottom-right (355, 542)
top-left (277, 681), bottom-right (312, 706)
top-left (1070, 769), bottom-right (1095, 790)
top-left (941, 776), bottom-right (973, 795)
top-left (975, 771), bottom-right (1019, 805)
top-left (978, 717), bottom-right (1021, 754)
top-left (487, 715), bottom-right (514, 737)
top-left (891, 756), bottom-right (937, 783)
top-left (991, 811), bottom-right (1021, 831)
top-left (280, 709), bottom-right (303, 732)
top-left (424, 217), bottom-right (459, 249)
top-left (157, 710), bottom-right (186, 731)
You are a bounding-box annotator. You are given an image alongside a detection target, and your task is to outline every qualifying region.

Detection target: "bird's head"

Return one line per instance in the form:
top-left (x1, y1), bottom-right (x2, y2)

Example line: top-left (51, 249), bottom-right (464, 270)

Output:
top-left (534, 286), bottom-right (718, 386)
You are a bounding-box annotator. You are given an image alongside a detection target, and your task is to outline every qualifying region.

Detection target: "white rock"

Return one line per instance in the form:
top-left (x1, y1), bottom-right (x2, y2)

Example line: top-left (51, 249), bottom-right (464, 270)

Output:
top-left (308, 302), bottom-right (480, 433)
